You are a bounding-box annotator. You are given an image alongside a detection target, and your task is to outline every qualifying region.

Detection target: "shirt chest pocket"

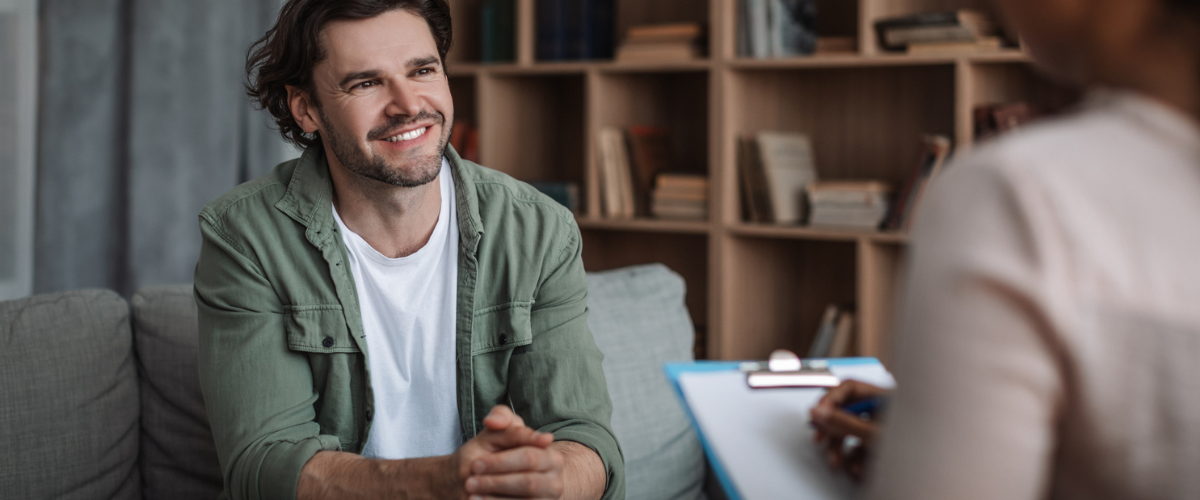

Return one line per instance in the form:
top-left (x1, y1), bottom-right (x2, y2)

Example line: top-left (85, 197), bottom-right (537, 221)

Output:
top-left (471, 302), bottom-right (534, 355)
top-left (284, 305), bottom-right (360, 353)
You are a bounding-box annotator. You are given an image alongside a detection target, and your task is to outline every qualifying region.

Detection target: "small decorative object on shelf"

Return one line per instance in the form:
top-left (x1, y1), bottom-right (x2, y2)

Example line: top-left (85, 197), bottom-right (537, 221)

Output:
top-left (738, 0), bottom-right (817, 58)
top-left (974, 101), bottom-right (1038, 140)
top-left (651, 173), bottom-right (709, 221)
top-left (616, 22), bottom-right (706, 63)
top-left (806, 181), bottom-right (891, 230)
top-left (874, 9), bottom-right (1004, 54)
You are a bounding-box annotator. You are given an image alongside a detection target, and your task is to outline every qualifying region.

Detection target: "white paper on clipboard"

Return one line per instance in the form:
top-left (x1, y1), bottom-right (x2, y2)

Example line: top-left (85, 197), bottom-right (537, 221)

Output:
top-left (677, 361), bottom-right (895, 500)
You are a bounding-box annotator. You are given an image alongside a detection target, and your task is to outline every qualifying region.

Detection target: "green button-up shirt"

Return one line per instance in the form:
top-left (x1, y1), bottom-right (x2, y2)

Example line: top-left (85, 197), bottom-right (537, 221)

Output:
top-left (194, 146), bottom-right (624, 500)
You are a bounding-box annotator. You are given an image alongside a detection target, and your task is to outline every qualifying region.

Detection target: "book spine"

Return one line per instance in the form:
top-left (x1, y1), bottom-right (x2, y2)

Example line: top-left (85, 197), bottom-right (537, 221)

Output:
top-left (536, 0), bottom-right (567, 61)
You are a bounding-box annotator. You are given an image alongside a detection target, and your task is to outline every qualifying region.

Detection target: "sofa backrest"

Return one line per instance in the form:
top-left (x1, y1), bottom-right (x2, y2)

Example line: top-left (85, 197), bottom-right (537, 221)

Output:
top-left (0, 289), bottom-right (141, 499)
top-left (131, 285), bottom-right (223, 499)
top-left (586, 264), bottom-right (708, 500)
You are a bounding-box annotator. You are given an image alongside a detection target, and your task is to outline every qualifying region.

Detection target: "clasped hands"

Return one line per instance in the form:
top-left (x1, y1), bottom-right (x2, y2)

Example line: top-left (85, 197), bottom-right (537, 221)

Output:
top-left (451, 405), bottom-right (566, 500)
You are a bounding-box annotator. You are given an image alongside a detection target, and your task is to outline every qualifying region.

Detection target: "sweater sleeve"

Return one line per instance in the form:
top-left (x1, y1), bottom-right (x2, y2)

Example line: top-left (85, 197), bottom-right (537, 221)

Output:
top-left (865, 151), bottom-right (1068, 500)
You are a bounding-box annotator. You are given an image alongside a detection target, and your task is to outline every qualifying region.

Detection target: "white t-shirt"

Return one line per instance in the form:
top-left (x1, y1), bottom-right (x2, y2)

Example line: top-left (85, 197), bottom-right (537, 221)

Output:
top-left (332, 158), bottom-right (462, 459)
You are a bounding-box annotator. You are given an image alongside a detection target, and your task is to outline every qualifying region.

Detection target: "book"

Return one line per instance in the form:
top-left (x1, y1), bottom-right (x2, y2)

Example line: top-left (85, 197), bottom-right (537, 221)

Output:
top-left (626, 22), bottom-right (703, 43)
top-left (481, 0), bottom-right (516, 63)
top-left (569, 0), bottom-right (615, 59)
top-left (874, 9), bottom-right (997, 51)
top-left (805, 181), bottom-right (890, 207)
top-left (829, 310), bottom-right (855, 358)
top-left (755, 131), bottom-right (818, 224)
top-left (537, 0), bottom-right (614, 61)
top-left (615, 42), bottom-right (701, 62)
top-left (595, 127), bottom-right (635, 219)
top-left (616, 22), bottom-right (704, 62)
top-left (884, 135), bottom-right (952, 230)
top-left (651, 173), bottom-right (708, 220)
top-left (807, 304), bottom-right (841, 358)
top-left (536, 0), bottom-right (568, 61)
top-left (808, 206), bottom-right (890, 229)
top-left (627, 126), bottom-right (673, 215)
top-left (906, 36), bottom-right (1001, 55)
top-left (748, 0), bottom-right (771, 58)
top-left (738, 135), bottom-right (774, 222)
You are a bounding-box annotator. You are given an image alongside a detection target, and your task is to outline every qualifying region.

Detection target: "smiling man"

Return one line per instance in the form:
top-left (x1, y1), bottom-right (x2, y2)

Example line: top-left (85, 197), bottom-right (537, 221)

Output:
top-left (193, 1), bottom-right (622, 499)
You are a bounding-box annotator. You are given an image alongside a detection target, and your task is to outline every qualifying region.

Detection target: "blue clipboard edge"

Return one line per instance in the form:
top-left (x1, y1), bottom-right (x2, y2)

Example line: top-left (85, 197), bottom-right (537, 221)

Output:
top-left (663, 357), bottom-right (883, 500)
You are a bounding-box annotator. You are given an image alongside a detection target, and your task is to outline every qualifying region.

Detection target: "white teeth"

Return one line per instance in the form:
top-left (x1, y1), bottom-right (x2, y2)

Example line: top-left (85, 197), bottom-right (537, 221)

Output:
top-left (385, 126), bottom-right (428, 142)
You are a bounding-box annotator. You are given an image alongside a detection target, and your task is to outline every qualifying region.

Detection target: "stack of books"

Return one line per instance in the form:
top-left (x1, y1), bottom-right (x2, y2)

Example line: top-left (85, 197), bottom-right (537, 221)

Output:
top-left (874, 9), bottom-right (1002, 54)
top-left (615, 23), bottom-right (704, 63)
top-left (806, 181), bottom-right (891, 230)
top-left (651, 174), bottom-right (709, 220)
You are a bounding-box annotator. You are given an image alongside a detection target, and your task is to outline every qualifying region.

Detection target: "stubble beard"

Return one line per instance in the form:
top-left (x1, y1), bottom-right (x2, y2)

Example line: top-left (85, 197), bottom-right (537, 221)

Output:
top-left (317, 107), bottom-right (450, 188)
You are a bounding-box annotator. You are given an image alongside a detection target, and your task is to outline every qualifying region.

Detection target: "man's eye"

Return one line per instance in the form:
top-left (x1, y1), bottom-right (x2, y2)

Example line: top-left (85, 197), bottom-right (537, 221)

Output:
top-left (415, 68), bottom-right (435, 76)
top-left (352, 81), bottom-right (376, 90)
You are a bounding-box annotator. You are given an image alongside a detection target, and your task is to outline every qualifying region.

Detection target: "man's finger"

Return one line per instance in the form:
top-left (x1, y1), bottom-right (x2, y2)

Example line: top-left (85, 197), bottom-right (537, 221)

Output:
top-left (465, 471), bottom-right (563, 498)
top-left (482, 405), bottom-right (524, 431)
top-left (475, 425), bottom-right (553, 453)
top-left (471, 445), bottom-right (561, 475)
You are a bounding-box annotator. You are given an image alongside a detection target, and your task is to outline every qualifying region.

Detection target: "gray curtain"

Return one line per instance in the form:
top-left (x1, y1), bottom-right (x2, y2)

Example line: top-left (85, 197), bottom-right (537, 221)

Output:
top-left (36, 0), bottom-right (294, 296)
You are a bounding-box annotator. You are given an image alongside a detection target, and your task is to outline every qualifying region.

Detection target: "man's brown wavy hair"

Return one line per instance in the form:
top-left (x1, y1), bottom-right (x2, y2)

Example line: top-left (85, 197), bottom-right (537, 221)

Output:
top-left (246, 0), bottom-right (453, 150)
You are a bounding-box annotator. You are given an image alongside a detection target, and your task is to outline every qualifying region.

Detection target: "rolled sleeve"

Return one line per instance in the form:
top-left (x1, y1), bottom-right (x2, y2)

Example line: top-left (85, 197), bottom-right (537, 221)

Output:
top-left (507, 223), bottom-right (626, 500)
top-left (195, 215), bottom-right (342, 500)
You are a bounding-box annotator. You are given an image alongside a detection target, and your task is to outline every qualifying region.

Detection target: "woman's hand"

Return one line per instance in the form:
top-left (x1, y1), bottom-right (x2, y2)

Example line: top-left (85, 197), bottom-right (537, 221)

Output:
top-left (809, 380), bottom-right (890, 482)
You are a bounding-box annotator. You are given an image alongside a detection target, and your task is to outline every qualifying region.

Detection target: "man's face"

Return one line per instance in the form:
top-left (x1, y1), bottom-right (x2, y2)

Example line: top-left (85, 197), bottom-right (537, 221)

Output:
top-left (306, 9), bottom-right (454, 187)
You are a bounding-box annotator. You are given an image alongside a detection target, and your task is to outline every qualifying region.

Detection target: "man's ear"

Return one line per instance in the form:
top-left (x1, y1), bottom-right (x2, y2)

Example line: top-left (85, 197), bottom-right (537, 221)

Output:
top-left (287, 85), bottom-right (321, 134)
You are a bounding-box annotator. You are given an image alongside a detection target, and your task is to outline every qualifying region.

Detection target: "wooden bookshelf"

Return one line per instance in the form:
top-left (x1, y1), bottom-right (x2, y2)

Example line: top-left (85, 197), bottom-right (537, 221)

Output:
top-left (445, 0), bottom-right (1075, 364)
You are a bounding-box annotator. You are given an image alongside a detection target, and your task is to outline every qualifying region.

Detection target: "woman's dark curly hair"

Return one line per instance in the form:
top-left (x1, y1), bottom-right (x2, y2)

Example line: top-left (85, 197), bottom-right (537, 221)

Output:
top-left (246, 0), bottom-right (452, 150)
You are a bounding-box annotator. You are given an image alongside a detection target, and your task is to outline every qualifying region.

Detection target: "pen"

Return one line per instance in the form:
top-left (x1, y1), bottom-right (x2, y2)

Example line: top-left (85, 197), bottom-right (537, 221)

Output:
top-left (842, 396), bottom-right (888, 417)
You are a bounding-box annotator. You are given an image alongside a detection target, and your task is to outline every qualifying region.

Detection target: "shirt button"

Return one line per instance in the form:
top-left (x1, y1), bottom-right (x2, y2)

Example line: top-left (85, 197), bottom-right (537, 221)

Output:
top-left (322, 336), bottom-right (334, 348)
top-left (365, 409), bottom-right (373, 420)
top-left (499, 334), bottom-right (508, 344)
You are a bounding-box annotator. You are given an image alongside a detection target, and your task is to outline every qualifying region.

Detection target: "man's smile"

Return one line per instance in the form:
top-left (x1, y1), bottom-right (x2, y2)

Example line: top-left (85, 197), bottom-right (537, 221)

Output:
top-left (382, 125), bottom-right (430, 143)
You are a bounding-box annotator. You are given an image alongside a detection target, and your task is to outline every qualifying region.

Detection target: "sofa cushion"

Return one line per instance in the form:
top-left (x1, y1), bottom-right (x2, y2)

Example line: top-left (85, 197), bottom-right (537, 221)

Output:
top-left (0, 289), bottom-right (140, 499)
top-left (131, 285), bottom-right (222, 500)
top-left (587, 264), bottom-right (707, 500)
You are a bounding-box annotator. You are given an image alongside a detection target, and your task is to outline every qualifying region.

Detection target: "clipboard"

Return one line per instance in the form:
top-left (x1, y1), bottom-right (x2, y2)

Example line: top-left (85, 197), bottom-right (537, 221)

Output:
top-left (664, 357), bottom-right (895, 500)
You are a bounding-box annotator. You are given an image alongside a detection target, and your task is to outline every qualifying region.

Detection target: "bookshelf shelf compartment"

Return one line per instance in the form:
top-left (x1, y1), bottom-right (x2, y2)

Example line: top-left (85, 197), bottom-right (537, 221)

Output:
top-left (718, 238), bottom-right (857, 361)
top-left (479, 73), bottom-right (586, 186)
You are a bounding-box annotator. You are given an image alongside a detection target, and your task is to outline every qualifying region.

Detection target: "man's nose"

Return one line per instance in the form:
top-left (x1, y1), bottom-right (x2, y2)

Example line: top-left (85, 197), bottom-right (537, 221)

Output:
top-left (384, 78), bottom-right (423, 118)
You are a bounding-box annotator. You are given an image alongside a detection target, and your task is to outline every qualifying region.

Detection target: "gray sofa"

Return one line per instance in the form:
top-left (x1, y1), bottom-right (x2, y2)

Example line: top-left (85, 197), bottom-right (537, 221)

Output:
top-left (0, 264), bottom-right (715, 500)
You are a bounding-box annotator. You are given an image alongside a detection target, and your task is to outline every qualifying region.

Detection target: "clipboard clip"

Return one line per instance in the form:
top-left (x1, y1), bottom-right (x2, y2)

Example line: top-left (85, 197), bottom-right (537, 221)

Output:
top-left (742, 349), bottom-right (841, 389)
